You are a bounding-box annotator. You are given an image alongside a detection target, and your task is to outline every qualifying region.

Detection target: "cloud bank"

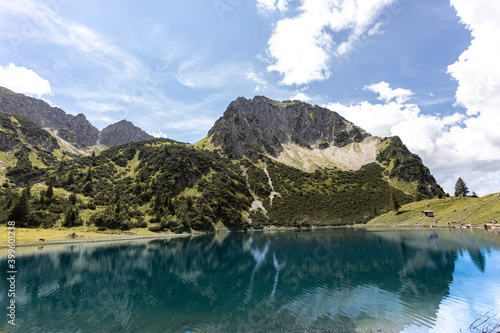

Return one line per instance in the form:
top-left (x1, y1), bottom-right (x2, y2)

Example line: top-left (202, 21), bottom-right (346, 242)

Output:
top-left (264, 0), bottom-right (397, 85)
top-left (329, 81), bottom-right (499, 196)
top-left (0, 63), bottom-right (52, 97)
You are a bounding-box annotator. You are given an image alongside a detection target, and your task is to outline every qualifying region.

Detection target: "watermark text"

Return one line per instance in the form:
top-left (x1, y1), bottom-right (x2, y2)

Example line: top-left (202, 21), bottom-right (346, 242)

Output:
top-left (6, 221), bottom-right (17, 326)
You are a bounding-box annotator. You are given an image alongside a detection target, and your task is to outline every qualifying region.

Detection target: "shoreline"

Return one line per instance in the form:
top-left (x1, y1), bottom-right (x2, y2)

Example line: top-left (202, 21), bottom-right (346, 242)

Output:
top-left (1, 227), bottom-right (187, 248)
top-left (4, 223), bottom-right (499, 249)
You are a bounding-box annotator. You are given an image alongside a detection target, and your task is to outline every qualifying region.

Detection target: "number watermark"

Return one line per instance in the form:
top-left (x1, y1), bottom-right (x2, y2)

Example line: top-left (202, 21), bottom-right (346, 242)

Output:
top-left (6, 221), bottom-right (17, 326)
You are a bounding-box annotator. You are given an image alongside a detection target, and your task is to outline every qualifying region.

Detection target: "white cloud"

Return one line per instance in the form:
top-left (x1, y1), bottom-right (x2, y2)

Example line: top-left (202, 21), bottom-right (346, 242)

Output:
top-left (176, 58), bottom-right (248, 89)
top-left (291, 92), bottom-right (311, 102)
top-left (323, 0), bottom-right (500, 196)
top-left (247, 72), bottom-right (268, 92)
top-left (447, 0), bottom-right (500, 127)
top-left (265, 0), bottom-right (397, 85)
top-left (0, 63), bottom-right (52, 97)
top-left (149, 130), bottom-right (168, 139)
top-left (364, 81), bottom-right (413, 104)
top-left (327, 80), bottom-right (500, 196)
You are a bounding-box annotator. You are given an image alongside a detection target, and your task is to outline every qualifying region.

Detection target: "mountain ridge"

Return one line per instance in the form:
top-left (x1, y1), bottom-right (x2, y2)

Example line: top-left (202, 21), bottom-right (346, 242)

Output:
top-left (1, 93), bottom-right (446, 232)
top-left (0, 86), bottom-right (153, 148)
top-left (208, 96), bottom-right (370, 161)
top-left (203, 95), bottom-right (442, 197)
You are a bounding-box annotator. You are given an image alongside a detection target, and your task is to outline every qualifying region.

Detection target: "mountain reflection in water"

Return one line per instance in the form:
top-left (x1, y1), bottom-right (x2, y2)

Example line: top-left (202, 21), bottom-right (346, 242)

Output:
top-left (1, 228), bottom-right (500, 333)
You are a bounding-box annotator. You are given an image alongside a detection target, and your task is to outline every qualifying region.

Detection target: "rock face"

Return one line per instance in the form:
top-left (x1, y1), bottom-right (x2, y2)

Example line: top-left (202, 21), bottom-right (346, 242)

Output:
top-left (207, 96), bottom-right (444, 197)
top-left (58, 113), bottom-right (100, 147)
top-left (208, 96), bottom-right (370, 160)
top-left (99, 120), bottom-right (153, 147)
top-left (0, 87), bottom-right (73, 129)
top-left (0, 112), bottom-right (60, 152)
top-left (0, 86), bottom-right (152, 148)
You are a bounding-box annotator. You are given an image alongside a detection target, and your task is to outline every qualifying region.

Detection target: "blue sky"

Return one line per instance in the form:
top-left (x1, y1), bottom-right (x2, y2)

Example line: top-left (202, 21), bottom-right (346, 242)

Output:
top-left (1, 0), bottom-right (499, 196)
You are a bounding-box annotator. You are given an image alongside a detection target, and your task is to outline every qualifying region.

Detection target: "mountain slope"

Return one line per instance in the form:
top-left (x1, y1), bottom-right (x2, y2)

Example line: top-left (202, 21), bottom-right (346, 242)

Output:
top-left (0, 138), bottom-right (413, 229)
top-left (0, 112), bottom-right (59, 152)
top-left (100, 120), bottom-right (153, 147)
top-left (367, 193), bottom-right (500, 227)
top-left (1, 95), bottom-right (445, 232)
top-left (0, 86), bottom-right (152, 148)
top-left (208, 96), bottom-right (370, 161)
top-left (57, 113), bottom-right (100, 147)
top-left (204, 96), bottom-right (442, 197)
top-left (0, 86), bottom-right (73, 130)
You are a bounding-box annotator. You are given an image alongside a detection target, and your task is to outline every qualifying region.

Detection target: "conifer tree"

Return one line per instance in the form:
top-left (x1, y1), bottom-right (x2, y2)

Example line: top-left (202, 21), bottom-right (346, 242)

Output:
top-left (25, 181), bottom-right (31, 198)
top-left (9, 189), bottom-right (30, 224)
top-left (46, 178), bottom-right (54, 201)
top-left (413, 189), bottom-right (421, 202)
top-left (63, 206), bottom-right (80, 227)
top-left (390, 189), bottom-right (401, 213)
top-left (67, 171), bottom-right (74, 186)
top-left (68, 192), bottom-right (77, 205)
top-left (454, 177), bottom-right (469, 197)
top-left (84, 167), bottom-right (93, 183)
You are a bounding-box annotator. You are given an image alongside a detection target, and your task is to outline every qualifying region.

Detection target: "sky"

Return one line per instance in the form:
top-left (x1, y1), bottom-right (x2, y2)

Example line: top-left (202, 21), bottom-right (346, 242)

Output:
top-left (0, 0), bottom-right (499, 196)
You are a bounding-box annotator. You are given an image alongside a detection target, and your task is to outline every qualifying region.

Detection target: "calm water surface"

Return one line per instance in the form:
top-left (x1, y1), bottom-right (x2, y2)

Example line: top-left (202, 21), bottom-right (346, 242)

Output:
top-left (2, 228), bottom-right (500, 332)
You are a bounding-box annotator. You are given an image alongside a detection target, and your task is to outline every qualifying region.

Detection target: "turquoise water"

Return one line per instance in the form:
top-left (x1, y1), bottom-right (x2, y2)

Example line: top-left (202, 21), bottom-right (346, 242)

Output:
top-left (2, 228), bottom-right (500, 332)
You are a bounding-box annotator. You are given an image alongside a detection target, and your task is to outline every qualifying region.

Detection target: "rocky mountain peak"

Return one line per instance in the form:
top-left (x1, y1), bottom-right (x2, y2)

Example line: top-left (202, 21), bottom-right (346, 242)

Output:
top-left (0, 86), bottom-right (153, 148)
top-left (57, 113), bottom-right (100, 147)
top-left (208, 96), bottom-right (370, 160)
top-left (99, 119), bottom-right (153, 147)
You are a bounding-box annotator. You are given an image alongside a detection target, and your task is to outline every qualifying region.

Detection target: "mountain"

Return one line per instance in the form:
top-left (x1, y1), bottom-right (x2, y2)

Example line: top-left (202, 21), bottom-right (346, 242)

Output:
top-left (367, 192), bottom-right (500, 227)
top-left (100, 120), bottom-right (153, 147)
top-left (57, 113), bottom-right (100, 147)
top-left (205, 96), bottom-right (442, 197)
top-left (208, 96), bottom-right (370, 161)
top-left (0, 86), bottom-right (152, 148)
top-left (0, 86), bottom-right (73, 129)
top-left (0, 111), bottom-right (59, 152)
top-left (0, 95), bottom-right (445, 233)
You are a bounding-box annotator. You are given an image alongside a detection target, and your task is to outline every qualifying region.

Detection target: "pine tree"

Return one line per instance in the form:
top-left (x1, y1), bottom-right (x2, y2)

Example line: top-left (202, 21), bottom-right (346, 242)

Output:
top-left (67, 171), bottom-right (74, 186)
top-left (8, 189), bottom-right (30, 224)
top-left (454, 177), bottom-right (469, 197)
top-left (390, 189), bottom-right (401, 213)
top-left (84, 167), bottom-right (93, 183)
top-left (91, 151), bottom-right (97, 166)
top-left (63, 206), bottom-right (80, 227)
top-left (413, 189), bottom-right (421, 202)
top-left (39, 190), bottom-right (46, 205)
top-left (57, 158), bottom-right (65, 173)
top-left (25, 181), bottom-right (31, 198)
top-left (371, 202), bottom-right (378, 217)
top-left (68, 192), bottom-right (77, 205)
top-left (46, 178), bottom-right (54, 201)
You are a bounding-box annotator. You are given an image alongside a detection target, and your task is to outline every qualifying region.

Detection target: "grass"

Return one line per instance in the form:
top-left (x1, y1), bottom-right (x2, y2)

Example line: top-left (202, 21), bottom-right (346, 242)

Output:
top-left (30, 183), bottom-right (70, 199)
top-left (193, 135), bottom-right (219, 151)
top-left (386, 177), bottom-right (416, 196)
top-left (0, 151), bottom-right (16, 170)
top-left (28, 151), bottom-right (47, 168)
top-left (367, 193), bottom-right (500, 228)
top-left (180, 185), bottom-right (202, 198)
top-left (270, 100), bottom-right (297, 108)
top-left (2, 226), bottom-right (178, 247)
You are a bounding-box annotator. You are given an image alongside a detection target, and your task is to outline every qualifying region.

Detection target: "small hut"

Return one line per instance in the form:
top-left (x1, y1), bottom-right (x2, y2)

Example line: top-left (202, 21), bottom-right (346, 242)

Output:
top-left (422, 210), bottom-right (434, 217)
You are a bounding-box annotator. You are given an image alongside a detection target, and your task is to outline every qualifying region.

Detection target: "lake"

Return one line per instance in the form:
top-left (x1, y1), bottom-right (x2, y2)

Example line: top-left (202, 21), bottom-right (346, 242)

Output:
top-left (2, 228), bottom-right (500, 332)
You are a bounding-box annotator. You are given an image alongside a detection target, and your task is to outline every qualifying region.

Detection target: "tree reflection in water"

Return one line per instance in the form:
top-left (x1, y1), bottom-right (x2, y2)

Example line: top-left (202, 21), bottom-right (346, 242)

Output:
top-left (2, 228), bottom-right (500, 332)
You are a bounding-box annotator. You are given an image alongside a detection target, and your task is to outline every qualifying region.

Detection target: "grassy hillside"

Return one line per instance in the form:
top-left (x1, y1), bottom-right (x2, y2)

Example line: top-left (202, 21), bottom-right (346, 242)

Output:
top-left (1, 137), bottom-right (417, 233)
top-left (367, 193), bottom-right (500, 227)
top-left (1, 107), bottom-right (449, 234)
